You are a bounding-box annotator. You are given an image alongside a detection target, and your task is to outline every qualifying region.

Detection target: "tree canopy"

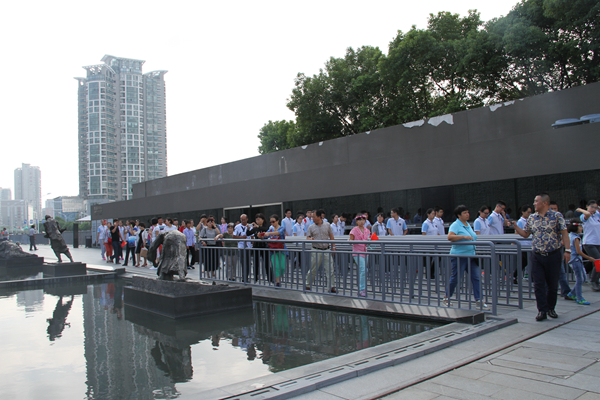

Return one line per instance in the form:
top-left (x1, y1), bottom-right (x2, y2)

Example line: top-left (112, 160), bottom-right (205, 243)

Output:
top-left (258, 0), bottom-right (600, 154)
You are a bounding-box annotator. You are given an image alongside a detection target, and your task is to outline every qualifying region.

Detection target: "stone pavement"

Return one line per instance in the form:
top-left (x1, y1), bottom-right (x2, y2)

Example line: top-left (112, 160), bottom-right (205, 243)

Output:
top-left (290, 287), bottom-right (600, 400)
top-left (27, 244), bottom-right (600, 400)
top-left (380, 311), bottom-right (600, 400)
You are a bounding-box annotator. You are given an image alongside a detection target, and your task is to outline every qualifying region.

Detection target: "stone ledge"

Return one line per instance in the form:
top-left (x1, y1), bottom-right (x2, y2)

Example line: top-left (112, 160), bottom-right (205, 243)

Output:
top-left (249, 286), bottom-right (485, 324)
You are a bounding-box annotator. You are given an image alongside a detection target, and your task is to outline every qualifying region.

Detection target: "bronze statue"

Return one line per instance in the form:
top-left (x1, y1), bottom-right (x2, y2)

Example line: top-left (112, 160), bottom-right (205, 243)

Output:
top-left (43, 215), bottom-right (74, 263)
top-left (148, 230), bottom-right (187, 280)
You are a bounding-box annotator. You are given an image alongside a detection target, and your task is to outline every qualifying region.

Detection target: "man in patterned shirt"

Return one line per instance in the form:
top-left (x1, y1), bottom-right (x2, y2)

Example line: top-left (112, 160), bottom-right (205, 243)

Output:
top-left (513, 193), bottom-right (571, 321)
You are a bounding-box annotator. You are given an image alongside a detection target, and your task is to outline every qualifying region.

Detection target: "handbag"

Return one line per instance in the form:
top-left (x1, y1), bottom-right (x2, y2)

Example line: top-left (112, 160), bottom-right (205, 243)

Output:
top-left (140, 248), bottom-right (148, 257)
top-left (107, 237), bottom-right (112, 244)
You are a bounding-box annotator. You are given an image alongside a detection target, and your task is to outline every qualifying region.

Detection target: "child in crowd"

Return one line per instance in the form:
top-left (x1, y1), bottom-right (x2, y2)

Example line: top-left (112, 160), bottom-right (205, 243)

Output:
top-left (566, 223), bottom-right (594, 305)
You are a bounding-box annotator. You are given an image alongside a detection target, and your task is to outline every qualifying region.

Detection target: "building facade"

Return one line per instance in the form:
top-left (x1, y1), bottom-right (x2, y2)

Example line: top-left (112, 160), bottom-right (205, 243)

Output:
top-left (0, 188), bottom-right (11, 201)
top-left (76, 55), bottom-right (168, 205)
top-left (92, 82), bottom-right (600, 226)
top-left (14, 163), bottom-right (42, 222)
top-left (51, 196), bottom-right (87, 222)
top-left (1, 200), bottom-right (34, 229)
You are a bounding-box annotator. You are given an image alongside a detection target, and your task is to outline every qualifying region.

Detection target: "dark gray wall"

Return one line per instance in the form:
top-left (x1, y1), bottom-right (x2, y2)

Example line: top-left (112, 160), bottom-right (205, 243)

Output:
top-left (95, 82), bottom-right (600, 220)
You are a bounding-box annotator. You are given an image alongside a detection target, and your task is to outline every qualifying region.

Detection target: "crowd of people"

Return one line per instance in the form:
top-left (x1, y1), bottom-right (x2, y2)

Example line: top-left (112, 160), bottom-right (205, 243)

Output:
top-left (96, 197), bottom-right (599, 317)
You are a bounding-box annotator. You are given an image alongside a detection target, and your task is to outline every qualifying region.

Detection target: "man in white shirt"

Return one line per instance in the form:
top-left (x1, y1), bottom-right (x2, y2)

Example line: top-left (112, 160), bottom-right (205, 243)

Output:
top-left (303, 210), bottom-right (314, 234)
top-left (387, 207), bottom-right (408, 236)
top-left (97, 220), bottom-right (108, 260)
top-left (28, 224), bottom-right (38, 251)
top-left (487, 201), bottom-right (510, 235)
top-left (337, 214), bottom-right (346, 235)
top-left (153, 217), bottom-right (167, 239)
top-left (233, 214), bottom-right (253, 282)
top-left (434, 207), bottom-right (445, 235)
top-left (282, 209), bottom-right (294, 237)
top-left (164, 218), bottom-right (177, 232)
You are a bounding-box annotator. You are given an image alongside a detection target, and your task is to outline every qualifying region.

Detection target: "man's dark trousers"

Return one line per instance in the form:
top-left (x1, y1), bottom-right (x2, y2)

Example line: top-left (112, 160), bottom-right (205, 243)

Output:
top-left (531, 250), bottom-right (561, 312)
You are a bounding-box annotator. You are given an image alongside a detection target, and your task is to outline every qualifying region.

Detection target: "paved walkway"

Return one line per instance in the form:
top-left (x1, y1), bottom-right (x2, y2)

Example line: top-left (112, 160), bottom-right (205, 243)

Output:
top-left (27, 245), bottom-right (600, 399)
top-left (381, 311), bottom-right (600, 400)
top-left (290, 282), bottom-right (600, 400)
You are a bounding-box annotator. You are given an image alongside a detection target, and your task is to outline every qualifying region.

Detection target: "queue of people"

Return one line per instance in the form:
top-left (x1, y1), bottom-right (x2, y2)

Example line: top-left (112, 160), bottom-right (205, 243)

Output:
top-left (94, 197), bottom-right (598, 317)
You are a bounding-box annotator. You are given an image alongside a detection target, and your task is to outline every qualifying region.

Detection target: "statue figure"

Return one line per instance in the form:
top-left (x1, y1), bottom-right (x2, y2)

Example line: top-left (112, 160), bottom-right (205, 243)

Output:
top-left (0, 240), bottom-right (38, 259)
top-left (148, 230), bottom-right (188, 280)
top-left (43, 215), bottom-right (74, 263)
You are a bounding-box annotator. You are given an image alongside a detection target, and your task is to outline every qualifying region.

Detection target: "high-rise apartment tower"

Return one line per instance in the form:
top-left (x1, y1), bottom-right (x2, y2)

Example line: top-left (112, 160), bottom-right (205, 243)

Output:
top-left (76, 55), bottom-right (167, 203)
top-left (14, 163), bottom-right (42, 222)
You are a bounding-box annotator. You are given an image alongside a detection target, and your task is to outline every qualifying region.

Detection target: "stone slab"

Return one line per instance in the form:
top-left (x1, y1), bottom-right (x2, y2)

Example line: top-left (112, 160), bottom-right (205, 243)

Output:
top-left (0, 264), bottom-right (42, 281)
top-left (42, 262), bottom-right (87, 277)
top-left (124, 276), bottom-right (253, 319)
top-left (0, 256), bottom-right (44, 268)
top-left (250, 286), bottom-right (485, 324)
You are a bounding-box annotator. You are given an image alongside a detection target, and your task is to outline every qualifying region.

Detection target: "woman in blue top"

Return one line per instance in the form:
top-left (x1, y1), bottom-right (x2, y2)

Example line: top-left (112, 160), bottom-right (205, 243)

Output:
top-left (263, 214), bottom-right (286, 287)
top-left (443, 205), bottom-right (490, 311)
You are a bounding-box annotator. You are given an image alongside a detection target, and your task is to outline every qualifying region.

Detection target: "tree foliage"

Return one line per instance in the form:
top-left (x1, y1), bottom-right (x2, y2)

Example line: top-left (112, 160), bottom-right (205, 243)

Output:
top-left (258, 0), bottom-right (600, 154)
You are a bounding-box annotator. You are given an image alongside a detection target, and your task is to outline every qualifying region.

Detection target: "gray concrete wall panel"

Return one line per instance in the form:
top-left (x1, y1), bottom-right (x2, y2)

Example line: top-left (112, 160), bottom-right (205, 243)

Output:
top-left (100, 82), bottom-right (600, 221)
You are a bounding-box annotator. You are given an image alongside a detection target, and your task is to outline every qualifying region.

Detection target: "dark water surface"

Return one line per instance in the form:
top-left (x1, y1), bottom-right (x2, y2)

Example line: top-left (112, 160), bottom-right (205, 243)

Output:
top-left (0, 280), bottom-right (442, 399)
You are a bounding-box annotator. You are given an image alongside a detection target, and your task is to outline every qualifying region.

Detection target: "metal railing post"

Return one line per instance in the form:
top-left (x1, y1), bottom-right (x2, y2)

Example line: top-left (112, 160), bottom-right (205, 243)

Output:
top-left (490, 242), bottom-right (498, 315)
top-left (380, 243), bottom-right (386, 302)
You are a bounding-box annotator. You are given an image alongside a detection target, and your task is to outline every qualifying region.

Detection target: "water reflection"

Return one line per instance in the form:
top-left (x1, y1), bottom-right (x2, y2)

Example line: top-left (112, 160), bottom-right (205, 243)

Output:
top-left (47, 295), bottom-right (74, 341)
top-left (1, 280), bottom-right (442, 399)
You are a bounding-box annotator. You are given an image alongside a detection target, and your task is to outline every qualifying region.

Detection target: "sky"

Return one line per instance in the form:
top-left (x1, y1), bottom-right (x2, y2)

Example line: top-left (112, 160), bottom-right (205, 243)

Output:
top-left (0, 0), bottom-right (519, 203)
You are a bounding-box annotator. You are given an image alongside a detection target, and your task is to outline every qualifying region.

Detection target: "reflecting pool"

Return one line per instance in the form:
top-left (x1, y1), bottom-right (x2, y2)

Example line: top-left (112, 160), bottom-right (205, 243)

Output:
top-left (0, 280), bottom-right (442, 399)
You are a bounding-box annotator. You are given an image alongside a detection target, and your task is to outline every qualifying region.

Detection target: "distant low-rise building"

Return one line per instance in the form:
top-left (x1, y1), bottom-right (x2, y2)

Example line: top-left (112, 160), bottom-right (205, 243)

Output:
top-left (52, 196), bottom-right (87, 222)
top-left (1, 200), bottom-right (34, 230)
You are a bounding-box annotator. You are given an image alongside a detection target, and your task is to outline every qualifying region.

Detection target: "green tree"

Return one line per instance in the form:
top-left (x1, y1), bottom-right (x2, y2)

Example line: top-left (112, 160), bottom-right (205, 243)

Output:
top-left (485, 0), bottom-right (600, 99)
top-left (286, 46), bottom-right (385, 146)
top-left (381, 10), bottom-right (487, 124)
top-left (259, 0), bottom-right (600, 150)
top-left (258, 120), bottom-right (296, 154)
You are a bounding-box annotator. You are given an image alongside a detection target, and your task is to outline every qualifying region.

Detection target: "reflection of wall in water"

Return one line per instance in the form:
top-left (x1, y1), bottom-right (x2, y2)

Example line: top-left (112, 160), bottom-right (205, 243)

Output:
top-left (16, 288), bottom-right (44, 313)
top-left (229, 302), bottom-right (440, 371)
top-left (253, 302), bottom-right (437, 353)
top-left (82, 284), bottom-right (177, 399)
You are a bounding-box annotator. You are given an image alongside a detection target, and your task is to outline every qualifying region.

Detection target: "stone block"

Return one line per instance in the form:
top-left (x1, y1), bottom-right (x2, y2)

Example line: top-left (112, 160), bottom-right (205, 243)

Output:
top-left (42, 262), bottom-right (87, 277)
top-left (0, 256), bottom-right (44, 268)
top-left (0, 264), bottom-right (42, 281)
top-left (124, 276), bottom-right (253, 319)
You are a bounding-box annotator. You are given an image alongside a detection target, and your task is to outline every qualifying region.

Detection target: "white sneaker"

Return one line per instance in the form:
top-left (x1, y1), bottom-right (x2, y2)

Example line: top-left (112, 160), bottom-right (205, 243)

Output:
top-left (149, 266), bottom-right (158, 270)
top-left (475, 300), bottom-right (490, 311)
top-left (443, 297), bottom-right (451, 307)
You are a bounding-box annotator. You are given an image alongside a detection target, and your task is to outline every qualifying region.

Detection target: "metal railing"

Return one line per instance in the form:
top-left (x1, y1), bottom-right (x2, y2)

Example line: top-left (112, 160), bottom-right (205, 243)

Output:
top-left (193, 237), bottom-right (541, 315)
